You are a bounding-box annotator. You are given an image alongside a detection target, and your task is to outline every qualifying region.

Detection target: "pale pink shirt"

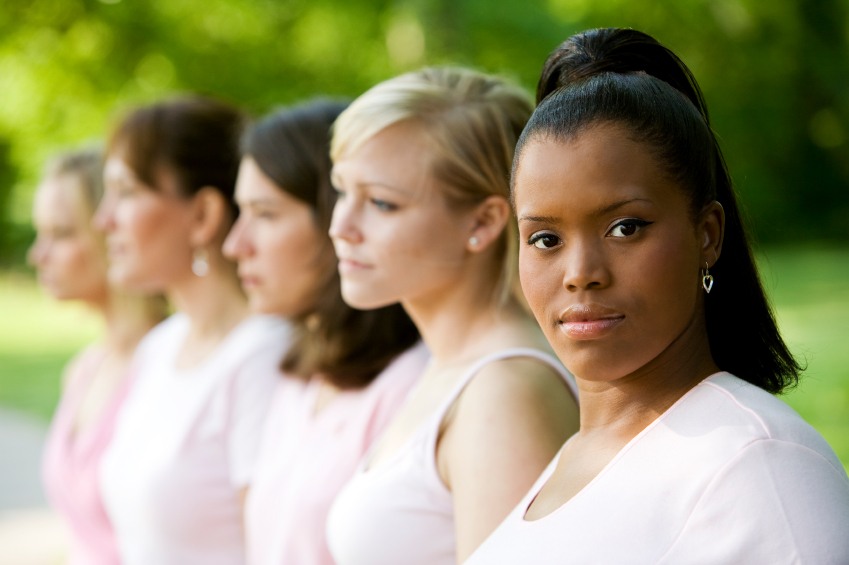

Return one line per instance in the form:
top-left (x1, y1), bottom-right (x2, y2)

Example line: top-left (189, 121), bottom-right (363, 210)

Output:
top-left (99, 313), bottom-right (291, 565)
top-left (326, 348), bottom-right (577, 565)
top-left (466, 373), bottom-right (849, 565)
top-left (41, 346), bottom-right (130, 565)
top-left (245, 341), bottom-right (428, 565)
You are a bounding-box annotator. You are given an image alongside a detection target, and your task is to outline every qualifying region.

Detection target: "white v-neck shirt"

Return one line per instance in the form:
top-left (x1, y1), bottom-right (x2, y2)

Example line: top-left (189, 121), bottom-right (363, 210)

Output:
top-left (466, 373), bottom-right (849, 564)
top-left (100, 313), bottom-right (291, 565)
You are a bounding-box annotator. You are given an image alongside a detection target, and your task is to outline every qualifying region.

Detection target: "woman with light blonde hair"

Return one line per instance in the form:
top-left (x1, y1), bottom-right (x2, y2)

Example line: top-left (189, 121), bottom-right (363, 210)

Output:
top-left (325, 67), bottom-right (580, 564)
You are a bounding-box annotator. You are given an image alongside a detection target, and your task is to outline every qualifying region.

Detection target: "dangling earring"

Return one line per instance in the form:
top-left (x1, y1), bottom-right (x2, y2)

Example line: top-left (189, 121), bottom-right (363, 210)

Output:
top-left (701, 262), bottom-right (714, 294)
top-left (192, 248), bottom-right (209, 277)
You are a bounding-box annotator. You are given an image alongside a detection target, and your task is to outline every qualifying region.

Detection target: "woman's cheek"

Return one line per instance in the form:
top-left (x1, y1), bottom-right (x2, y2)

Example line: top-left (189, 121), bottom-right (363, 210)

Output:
top-left (519, 255), bottom-right (555, 320)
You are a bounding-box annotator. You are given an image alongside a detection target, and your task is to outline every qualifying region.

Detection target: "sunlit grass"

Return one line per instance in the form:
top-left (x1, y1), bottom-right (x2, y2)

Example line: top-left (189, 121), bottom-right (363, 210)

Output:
top-left (0, 245), bottom-right (847, 469)
top-left (0, 273), bottom-right (100, 418)
top-left (757, 246), bottom-right (849, 468)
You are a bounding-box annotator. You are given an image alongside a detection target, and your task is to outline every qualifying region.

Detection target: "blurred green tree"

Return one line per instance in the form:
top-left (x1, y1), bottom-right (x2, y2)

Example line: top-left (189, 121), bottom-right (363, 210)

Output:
top-left (0, 0), bottom-right (846, 267)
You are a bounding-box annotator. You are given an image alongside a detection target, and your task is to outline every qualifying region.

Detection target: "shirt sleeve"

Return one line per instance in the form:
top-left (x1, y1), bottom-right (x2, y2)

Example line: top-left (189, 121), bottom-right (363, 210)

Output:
top-left (660, 438), bottom-right (849, 564)
top-left (225, 329), bottom-right (287, 488)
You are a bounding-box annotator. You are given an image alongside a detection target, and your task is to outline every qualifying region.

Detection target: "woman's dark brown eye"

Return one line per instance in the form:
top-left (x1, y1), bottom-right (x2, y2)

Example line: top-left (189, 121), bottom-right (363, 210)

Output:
top-left (609, 219), bottom-right (650, 238)
top-left (528, 232), bottom-right (560, 249)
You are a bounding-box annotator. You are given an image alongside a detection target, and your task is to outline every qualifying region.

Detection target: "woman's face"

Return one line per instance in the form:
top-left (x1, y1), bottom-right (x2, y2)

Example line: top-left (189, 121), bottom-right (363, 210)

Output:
top-left (95, 155), bottom-right (195, 293)
top-left (223, 157), bottom-right (328, 317)
top-left (29, 174), bottom-right (109, 303)
top-left (515, 123), bottom-right (712, 383)
top-left (329, 121), bottom-right (473, 310)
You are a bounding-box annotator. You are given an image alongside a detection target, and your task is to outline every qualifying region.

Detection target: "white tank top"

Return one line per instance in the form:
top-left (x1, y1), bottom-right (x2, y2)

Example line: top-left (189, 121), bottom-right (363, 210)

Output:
top-left (326, 347), bottom-right (576, 565)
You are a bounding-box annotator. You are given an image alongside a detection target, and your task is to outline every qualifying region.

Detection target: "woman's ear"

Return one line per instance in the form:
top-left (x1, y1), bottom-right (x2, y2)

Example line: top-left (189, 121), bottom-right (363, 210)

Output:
top-left (188, 187), bottom-right (231, 248)
top-left (699, 200), bottom-right (725, 267)
top-left (466, 195), bottom-right (511, 253)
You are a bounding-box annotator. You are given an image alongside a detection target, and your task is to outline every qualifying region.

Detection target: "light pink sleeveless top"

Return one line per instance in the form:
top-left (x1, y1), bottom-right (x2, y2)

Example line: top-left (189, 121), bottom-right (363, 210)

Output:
top-left (245, 342), bottom-right (429, 565)
top-left (326, 347), bottom-right (576, 565)
top-left (41, 346), bottom-right (132, 565)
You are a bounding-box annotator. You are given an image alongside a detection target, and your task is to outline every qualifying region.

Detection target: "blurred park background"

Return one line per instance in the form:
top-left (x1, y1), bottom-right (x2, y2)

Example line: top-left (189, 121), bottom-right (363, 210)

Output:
top-left (0, 0), bottom-right (847, 475)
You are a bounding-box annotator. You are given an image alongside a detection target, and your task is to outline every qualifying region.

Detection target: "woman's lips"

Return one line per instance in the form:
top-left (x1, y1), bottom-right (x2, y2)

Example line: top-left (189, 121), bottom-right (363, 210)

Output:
top-left (337, 258), bottom-right (371, 274)
top-left (237, 270), bottom-right (261, 288)
top-left (240, 276), bottom-right (260, 288)
top-left (557, 304), bottom-right (625, 340)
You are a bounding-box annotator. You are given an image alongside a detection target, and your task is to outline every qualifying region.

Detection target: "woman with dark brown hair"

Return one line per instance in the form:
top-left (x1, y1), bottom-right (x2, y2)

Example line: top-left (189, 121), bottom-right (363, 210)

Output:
top-left (94, 96), bottom-right (291, 565)
top-left (222, 99), bottom-right (426, 565)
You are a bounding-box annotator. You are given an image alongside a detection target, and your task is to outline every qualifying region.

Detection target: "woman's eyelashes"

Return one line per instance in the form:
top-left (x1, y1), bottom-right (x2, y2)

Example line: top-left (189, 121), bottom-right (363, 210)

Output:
top-left (331, 184), bottom-right (399, 212)
top-left (527, 231), bottom-right (561, 249)
top-left (369, 198), bottom-right (398, 212)
top-left (111, 179), bottom-right (140, 199)
top-left (526, 218), bottom-right (653, 249)
top-left (256, 208), bottom-right (278, 220)
top-left (607, 218), bottom-right (652, 238)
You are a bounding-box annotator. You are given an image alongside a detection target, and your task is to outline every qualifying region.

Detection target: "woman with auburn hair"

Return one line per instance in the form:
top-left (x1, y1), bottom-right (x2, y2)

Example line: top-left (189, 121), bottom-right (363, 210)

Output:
top-left (94, 96), bottom-right (290, 565)
top-left (30, 147), bottom-right (166, 565)
top-left (325, 67), bottom-right (580, 564)
top-left (466, 28), bottom-right (849, 564)
top-left (222, 99), bottom-right (427, 565)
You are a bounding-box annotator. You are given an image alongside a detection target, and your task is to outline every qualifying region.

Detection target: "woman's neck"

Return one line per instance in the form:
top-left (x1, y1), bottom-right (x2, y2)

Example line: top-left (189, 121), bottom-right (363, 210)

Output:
top-left (168, 267), bottom-right (248, 342)
top-left (575, 314), bottom-right (719, 441)
top-left (405, 289), bottom-right (541, 369)
top-left (95, 294), bottom-right (163, 354)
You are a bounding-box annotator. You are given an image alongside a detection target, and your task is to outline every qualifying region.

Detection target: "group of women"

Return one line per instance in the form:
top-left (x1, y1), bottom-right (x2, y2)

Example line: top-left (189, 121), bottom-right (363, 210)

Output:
top-left (29, 27), bottom-right (849, 565)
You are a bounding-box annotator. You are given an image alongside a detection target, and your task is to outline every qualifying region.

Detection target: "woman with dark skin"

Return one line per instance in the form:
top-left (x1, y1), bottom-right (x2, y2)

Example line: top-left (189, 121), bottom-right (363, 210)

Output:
top-left (466, 28), bottom-right (849, 564)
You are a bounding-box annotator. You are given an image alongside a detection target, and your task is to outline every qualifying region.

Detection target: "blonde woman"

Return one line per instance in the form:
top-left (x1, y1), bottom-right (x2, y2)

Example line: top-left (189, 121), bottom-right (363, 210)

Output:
top-left (29, 148), bottom-right (165, 565)
top-left (223, 100), bottom-right (427, 565)
top-left (326, 67), bottom-right (580, 564)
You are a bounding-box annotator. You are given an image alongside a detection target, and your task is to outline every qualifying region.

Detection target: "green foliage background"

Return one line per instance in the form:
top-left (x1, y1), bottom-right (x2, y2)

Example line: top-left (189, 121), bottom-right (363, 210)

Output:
top-left (1, 0), bottom-right (848, 265)
top-left (0, 0), bottom-right (847, 473)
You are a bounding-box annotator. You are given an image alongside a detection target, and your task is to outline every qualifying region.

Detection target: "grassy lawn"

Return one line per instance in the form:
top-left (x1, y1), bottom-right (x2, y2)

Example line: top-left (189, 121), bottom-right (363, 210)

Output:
top-left (1, 245), bottom-right (847, 469)
top-left (0, 273), bottom-right (101, 419)
top-left (757, 246), bottom-right (849, 468)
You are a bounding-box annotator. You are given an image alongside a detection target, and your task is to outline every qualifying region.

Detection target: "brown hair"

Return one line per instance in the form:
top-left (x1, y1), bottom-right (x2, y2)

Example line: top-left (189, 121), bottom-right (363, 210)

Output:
top-left (107, 95), bottom-right (245, 219)
top-left (244, 99), bottom-right (420, 389)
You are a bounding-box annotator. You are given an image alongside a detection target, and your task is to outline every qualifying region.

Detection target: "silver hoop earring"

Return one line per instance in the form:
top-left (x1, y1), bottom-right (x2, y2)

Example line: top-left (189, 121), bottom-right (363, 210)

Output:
top-left (192, 248), bottom-right (209, 277)
top-left (701, 262), bottom-right (714, 294)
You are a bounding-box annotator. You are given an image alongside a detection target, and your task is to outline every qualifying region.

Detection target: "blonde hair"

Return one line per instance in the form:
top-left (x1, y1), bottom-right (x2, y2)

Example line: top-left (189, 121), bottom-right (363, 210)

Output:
top-left (43, 147), bottom-right (104, 221)
top-left (331, 67), bottom-right (532, 303)
top-left (40, 147), bottom-right (170, 319)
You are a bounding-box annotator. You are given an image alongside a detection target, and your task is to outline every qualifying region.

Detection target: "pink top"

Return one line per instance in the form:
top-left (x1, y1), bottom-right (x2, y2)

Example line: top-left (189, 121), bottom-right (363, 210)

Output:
top-left (326, 348), bottom-right (576, 565)
top-left (245, 341), bottom-right (429, 565)
top-left (41, 345), bottom-right (131, 565)
top-left (466, 373), bottom-right (849, 564)
top-left (99, 314), bottom-right (291, 565)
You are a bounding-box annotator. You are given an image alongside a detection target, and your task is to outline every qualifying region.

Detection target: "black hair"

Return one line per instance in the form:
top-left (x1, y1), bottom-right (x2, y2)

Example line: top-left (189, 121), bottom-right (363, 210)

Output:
top-left (516, 28), bottom-right (801, 393)
top-left (243, 99), bottom-right (420, 389)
